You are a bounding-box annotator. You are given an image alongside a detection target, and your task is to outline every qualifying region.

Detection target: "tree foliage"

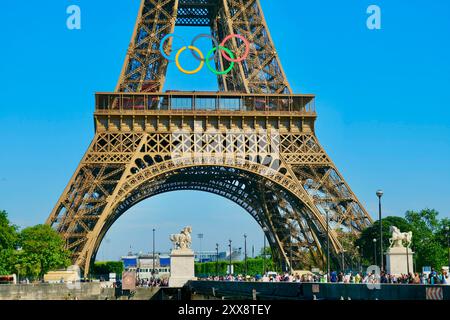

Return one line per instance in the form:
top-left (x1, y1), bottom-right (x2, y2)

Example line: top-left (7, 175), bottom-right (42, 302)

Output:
top-left (91, 261), bottom-right (124, 277)
top-left (195, 258), bottom-right (279, 276)
top-left (355, 209), bottom-right (449, 271)
top-left (0, 210), bottom-right (18, 250)
top-left (405, 209), bottom-right (448, 270)
top-left (0, 211), bottom-right (18, 275)
top-left (0, 212), bottom-right (72, 279)
top-left (15, 224), bottom-right (72, 278)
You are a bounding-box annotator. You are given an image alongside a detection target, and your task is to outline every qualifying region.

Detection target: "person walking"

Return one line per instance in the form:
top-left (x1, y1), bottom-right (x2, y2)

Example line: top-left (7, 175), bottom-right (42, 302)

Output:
top-left (355, 273), bottom-right (361, 284)
top-left (330, 271), bottom-right (337, 283)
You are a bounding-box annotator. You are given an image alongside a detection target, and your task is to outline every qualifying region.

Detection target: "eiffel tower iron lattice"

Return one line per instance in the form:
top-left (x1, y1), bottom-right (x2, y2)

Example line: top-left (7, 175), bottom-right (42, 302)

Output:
top-left (47, 0), bottom-right (372, 275)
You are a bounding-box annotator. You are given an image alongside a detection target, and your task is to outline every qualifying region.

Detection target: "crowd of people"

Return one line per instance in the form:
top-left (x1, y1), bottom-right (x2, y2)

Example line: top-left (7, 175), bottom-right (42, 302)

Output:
top-left (198, 268), bottom-right (450, 285)
top-left (135, 277), bottom-right (169, 287)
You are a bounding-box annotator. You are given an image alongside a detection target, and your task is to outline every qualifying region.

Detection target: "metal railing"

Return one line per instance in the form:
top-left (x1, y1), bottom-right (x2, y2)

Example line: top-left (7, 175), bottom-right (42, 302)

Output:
top-left (186, 281), bottom-right (450, 300)
top-left (95, 92), bottom-right (316, 114)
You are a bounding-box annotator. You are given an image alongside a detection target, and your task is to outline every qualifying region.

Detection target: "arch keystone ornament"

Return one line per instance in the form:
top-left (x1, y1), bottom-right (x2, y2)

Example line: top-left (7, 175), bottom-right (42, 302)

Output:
top-left (46, 0), bottom-right (372, 276)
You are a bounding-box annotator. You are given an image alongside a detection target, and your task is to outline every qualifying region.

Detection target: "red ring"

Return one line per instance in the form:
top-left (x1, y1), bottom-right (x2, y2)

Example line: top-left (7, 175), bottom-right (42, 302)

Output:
top-left (219, 34), bottom-right (250, 63)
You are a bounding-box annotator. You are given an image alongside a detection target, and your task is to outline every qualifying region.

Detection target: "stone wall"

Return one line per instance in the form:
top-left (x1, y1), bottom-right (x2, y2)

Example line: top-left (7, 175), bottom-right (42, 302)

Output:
top-left (0, 283), bottom-right (160, 300)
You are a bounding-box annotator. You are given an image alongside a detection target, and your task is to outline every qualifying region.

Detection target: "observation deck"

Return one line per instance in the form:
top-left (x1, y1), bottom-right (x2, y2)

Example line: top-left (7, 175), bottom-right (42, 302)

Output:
top-left (94, 91), bottom-right (317, 133)
top-left (96, 91), bottom-right (315, 114)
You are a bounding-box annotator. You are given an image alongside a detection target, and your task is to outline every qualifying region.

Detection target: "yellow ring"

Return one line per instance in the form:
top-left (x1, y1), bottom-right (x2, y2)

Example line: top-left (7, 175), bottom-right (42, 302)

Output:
top-left (175, 46), bottom-right (204, 75)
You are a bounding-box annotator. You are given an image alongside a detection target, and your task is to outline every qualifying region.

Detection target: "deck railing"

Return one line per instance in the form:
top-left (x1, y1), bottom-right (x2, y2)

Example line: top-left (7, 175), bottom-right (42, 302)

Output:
top-left (95, 92), bottom-right (316, 114)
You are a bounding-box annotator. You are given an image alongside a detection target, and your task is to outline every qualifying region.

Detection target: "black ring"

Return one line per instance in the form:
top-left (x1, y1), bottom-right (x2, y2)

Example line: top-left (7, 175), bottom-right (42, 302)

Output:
top-left (190, 34), bottom-right (220, 62)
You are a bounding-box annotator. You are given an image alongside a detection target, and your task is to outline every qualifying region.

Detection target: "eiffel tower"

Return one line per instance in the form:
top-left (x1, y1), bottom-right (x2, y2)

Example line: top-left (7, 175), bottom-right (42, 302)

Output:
top-left (47, 0), bottom-right (372, 275)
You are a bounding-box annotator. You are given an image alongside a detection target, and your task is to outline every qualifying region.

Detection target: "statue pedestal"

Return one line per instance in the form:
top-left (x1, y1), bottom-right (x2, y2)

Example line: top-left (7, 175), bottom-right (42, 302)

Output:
top-left (386, 246), bottom-right (414, 275)
top-left (169, 248), bottom-right (195, 288)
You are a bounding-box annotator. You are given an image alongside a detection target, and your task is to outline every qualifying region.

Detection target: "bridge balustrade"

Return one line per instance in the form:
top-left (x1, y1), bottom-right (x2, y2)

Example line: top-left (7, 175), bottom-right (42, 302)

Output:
top-left (186, 281), bottom-right (450, 300)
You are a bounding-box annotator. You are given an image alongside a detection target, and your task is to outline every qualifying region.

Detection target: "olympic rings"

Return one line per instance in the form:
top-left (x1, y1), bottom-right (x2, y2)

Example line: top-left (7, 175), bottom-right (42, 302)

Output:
top-left (206, 46), bottom-right (235, 75)
top-left (220, 34), bottom-right (250, 63)
top-left (175, 46), bottom-right (204, 75)
top-left (190, 34), bottom-right (220, 62)
top-left (159, 33), bottom-right (250, 75)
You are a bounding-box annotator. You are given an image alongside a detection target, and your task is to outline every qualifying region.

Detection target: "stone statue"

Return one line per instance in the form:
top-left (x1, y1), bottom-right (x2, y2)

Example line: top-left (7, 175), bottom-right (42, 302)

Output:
top-left (170, 226), bottom-right (192, 250)
top-left (389, 226), bottom-right (412, 248)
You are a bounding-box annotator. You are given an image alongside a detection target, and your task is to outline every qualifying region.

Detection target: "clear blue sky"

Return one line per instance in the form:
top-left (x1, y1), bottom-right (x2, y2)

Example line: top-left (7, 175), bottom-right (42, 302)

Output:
top-left (0, 1), bottom-right (449, 261)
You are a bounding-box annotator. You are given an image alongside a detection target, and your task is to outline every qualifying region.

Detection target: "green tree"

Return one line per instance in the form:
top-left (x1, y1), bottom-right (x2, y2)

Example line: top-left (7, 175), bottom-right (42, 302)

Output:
top-left (91, 261), bottom-right (124, 277)
top-left (18, 224), bottom-right (71, 278)
top-left (435, 218), bottom-right (450, 248)
top-left (195, 257), bottom-right (279, 277)
top-left (355, 209), bottom-right (449, 272)
top-left (0, 210), bottom-right (19, 275)
top-left (405, 209), bottom-right (448, 270)
top-left (0, 250), bottom-right (14, 275)
top-left (0, 210), bottom-right (18, 251)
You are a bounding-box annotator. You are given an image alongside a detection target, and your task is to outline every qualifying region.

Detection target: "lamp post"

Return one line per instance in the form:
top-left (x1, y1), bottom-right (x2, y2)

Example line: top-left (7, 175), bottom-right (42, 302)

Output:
top-left (373, 238), bottom-right (377, 266)
top-left (244, 234), bottom-right (248, 275)
top-left (288, 220), bottom-right (294, 274)
top-left (15, 246), bottom-right (22, 283)
top-left (446, 226), bottom-right (450, 269)
top-left (290, 231), bottom-right (293, 274)
top-left (15, 264), bottom-right (21, 284)
top-left (197, 233), bottom-right (204, 263)
top-left (376, 190), bottom-right (384, 271)
top-left (341, 250), bottom-right (346, 273)
top-left (324, 207), bottom-right (331, 277)
top-left (152, 228), bottom-right (156, 275)
top-left (356, 246), bottom-right (361, 273)
top-left (216, 243), bottom-right (219, 276)
top-left (360, 246), bottom-right (364, 273)
top-left (228, 239), bottom-right (232, 276)
top-left (406, 242), bottom-right (410, 275)
top-left (262, 226), bottom-right (268, 275)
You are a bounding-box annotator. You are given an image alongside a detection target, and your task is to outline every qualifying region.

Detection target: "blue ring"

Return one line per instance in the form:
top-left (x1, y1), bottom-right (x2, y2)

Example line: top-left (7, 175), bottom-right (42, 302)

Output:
top-left (159, 34), bottom-right (187, 62)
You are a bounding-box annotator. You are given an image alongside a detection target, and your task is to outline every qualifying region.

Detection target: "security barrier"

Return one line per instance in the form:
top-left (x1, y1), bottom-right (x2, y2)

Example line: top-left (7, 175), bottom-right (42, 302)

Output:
top-left (186, 281), bottom-right (450, 300)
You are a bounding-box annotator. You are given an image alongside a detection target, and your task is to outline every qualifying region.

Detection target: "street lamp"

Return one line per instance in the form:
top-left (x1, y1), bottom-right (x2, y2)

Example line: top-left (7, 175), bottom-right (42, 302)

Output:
top-left (216, 243), bottom-right (219, 276)
top-left (446, 226), bottom-right (450, 269)
top-left (262, 226), bottom-right (268, 275)
top-left (15, 246), bottom-right (22, 284)
top-left (244, 234), bottom-right (248, 275)
top-left (197, 233), bottom-right (204, 263)
top-left (341, 250), bottom-right (346, 273)
top-left (152, 228), bottom-right (156, 275)
top-left (360, 246), bottom-right (364, 272)
top-left (373, 238), bottom-right (377, 266)
top-left (406, 242), bottom-right (410, 275)
top-left (290, 232), bottom-right (293, 274)
top-left (288, 219), bottom-right (294, 274)
top-left (324, 206), bottom-right (331, 277)
top-left (356, 246), bottom-right (361, 273)
top-left (376, 190), bottom-right (384, 271)
top-left (228, 239), bottom-right (232, 276)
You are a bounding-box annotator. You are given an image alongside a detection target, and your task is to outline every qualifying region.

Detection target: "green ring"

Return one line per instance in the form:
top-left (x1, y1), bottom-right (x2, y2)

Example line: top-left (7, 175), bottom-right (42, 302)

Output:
top-left (206, 46), bottom-right (235, 75)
